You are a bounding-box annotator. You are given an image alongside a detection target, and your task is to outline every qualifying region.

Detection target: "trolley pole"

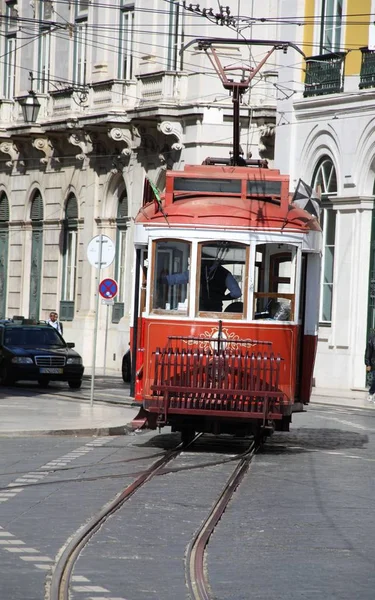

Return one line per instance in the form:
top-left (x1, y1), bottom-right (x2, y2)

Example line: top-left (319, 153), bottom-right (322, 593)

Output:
top-left (183, 38), bottom-right (305, 166)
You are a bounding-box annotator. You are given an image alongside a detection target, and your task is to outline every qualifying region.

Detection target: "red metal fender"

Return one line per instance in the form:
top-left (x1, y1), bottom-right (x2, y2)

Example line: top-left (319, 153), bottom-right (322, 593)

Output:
top-left (131, 406), bottom-right (158, 430)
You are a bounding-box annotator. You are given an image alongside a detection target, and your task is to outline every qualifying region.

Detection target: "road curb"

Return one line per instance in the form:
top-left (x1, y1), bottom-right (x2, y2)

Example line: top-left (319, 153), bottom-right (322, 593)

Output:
top-left (0, 424), bottom-right (135, 437)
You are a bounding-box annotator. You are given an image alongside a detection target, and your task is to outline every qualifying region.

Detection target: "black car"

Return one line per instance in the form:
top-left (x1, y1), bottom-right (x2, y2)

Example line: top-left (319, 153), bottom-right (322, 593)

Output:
top-left (0, 320), bottom-right (84, 388)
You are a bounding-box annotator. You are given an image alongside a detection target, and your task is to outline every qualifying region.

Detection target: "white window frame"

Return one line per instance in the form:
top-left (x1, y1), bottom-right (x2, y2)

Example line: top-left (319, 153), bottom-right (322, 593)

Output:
top-left (320, 0), bottom-right (343, 53)
top-left (312, 156), bottom-right (338, 324)
top-left (63, 229), bottom-right (78, 302)
top-left (167, 0), bottom-right (184, 71)
top-left (118, 3), bottom-right (135, 80)
top-left (4, 35), bottom-right (16, 98)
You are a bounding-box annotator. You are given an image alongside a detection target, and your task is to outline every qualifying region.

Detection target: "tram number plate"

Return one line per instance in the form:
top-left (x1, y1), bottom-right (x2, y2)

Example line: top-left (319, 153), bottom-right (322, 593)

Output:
top-left (39, 368), bottom-right (63, 374)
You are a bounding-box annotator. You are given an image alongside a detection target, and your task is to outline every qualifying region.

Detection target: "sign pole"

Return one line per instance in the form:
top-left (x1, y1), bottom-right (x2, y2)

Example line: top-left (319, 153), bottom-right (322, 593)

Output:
top-left (103, 303), bottom-right (109, 376)
top-left (90, 234), bottom-right (103, 407)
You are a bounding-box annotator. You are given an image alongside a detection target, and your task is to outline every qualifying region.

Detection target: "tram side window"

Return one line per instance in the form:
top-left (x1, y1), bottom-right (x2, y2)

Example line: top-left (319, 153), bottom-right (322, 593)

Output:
top-left (198, 242), bottom-right (247, 315)
top-left (253, 243), bottom-right (295, 321)
top-left (151, 240), bottom-right (190, 313)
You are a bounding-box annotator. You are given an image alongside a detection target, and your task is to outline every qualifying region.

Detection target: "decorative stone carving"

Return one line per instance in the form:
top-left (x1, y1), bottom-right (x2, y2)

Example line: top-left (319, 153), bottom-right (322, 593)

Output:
top-left (32, 137), bottom-right (58, 166)
top-left (68, 132), bottom-right (93, 167)
top-left (0, 141), bottom-right (24, 169)
top-left (258, 123), bottom-right (275, 159)
top-left (157, 121), bottom-right (184, 151)
top-left (108, 126), bottom-right (141, 156)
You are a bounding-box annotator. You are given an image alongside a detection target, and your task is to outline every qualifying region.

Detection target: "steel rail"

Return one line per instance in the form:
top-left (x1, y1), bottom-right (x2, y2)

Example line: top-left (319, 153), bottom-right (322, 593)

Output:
top-left (185, 441), bottom-right (258, 600)
top-left (48, 434), bottom-right (201, 600)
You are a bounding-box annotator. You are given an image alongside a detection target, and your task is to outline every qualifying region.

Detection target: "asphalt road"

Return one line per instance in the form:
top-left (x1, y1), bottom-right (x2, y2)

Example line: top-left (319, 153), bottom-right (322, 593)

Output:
top-left (0, 400), bottom-right (374, 600)
top-left (0, 374), bottom-right (133, 406)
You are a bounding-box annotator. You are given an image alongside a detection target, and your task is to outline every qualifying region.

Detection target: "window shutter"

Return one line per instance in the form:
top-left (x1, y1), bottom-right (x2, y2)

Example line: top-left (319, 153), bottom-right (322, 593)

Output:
top-left (30, 192), bottom-right (44, 221)
top-left (0, 193), bottom-right (9, 222)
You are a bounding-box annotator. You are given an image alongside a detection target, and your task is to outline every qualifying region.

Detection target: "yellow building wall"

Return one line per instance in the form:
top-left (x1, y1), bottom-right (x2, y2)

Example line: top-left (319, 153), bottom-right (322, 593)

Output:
top-left (303, 0), bottom-right (315, 59)
top-left (345, 0), bottom-right (371, 74)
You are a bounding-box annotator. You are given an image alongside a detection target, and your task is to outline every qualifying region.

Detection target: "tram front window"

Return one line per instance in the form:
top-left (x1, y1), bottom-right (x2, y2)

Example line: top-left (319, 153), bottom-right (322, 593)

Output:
top-left (254, 243), bottom-right (296, 321)
top-left (198, 242), bottom-right (246, 315)
top-left (152, 240), bottom-right (190, 313)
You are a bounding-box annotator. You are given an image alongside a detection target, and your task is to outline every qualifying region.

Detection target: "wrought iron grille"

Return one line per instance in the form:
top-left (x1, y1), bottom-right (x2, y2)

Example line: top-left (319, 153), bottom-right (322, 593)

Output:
top-left (304, 52), bottom-right (346, 97)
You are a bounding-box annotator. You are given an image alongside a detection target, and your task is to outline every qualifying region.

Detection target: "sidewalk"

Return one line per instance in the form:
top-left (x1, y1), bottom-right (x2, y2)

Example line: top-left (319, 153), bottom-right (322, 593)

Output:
top-left (0, 395), bottom-right (138, 436)
top-left (311, 386), bottom-right (373, 410)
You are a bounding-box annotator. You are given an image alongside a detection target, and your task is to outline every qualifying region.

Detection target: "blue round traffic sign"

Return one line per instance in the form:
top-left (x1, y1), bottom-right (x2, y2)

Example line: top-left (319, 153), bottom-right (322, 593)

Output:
top-left (99, 278), bottom-right (118, 299)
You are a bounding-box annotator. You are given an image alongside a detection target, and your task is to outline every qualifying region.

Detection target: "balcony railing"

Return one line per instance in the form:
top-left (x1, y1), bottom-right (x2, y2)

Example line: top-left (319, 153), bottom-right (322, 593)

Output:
top-left (137, 71), bottom-right (188, 107)
top-left (304, 52), bottom-right (346, 97)
top-left (359, 47), bottom-right (375, 89)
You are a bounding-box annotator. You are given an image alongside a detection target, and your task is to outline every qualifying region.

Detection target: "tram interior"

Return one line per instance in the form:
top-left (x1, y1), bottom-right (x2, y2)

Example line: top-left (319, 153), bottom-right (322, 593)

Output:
top-left (152, 239), bottom-right (295, 321)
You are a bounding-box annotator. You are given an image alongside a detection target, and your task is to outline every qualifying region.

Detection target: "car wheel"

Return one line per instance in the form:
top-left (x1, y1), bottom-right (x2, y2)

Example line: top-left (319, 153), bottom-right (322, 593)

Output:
top-left (68, 380), bottom-right (82, 389)
top-left (38, 378), bottom-right (50, 387)
top-left (122, 351), bottom-right (131, 383)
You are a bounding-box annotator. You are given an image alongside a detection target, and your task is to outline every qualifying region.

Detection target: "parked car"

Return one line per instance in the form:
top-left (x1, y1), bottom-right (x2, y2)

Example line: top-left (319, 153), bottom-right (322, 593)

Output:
top-left (122, 348), bottom-right (131, 383)
top-left (0, 319), bottom-right (84, 388)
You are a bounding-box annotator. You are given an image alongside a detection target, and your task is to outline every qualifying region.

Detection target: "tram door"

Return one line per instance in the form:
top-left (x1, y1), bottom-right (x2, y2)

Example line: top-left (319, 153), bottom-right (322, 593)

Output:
top-left (130, 247), bottom-right (148, 396)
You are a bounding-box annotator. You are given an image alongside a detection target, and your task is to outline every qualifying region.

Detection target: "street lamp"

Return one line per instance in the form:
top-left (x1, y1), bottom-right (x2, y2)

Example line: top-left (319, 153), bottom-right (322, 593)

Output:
top-left (19, 91), bottom-right (41, 124)
top-left (19, 72), bottom-right (41, 124)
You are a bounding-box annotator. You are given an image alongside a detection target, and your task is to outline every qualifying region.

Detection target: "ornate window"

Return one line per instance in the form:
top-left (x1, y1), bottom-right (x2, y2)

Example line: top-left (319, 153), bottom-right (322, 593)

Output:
top-left (60, 194), bottom-right (78, 321)
top-left (3, 2), bottom-right (18, 98)
top-left (73, 1), bottom-right (88, 85)
top-left (167, 0), bottom-right (184, 71)
top-left (29, 191), bottom-right (44, 321)
top-left (37, 0), bottom-right (53, 92)
top-left (312, 156), bottom-right (337, 323)
top-left (0, 193), bottom-right (10, 319)
top-left (320, 0), bottom-right (343, 54)
top-left (112, 190), bottom-right (129, 323)
top-left (118, 3), bottom-right (135, 80)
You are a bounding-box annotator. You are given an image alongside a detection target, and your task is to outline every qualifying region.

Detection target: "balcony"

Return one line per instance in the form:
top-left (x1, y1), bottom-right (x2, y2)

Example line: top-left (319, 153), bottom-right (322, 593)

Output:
top-left (49, 80), bottom-right (137, 118)
top-left (304, 52), bottom-right (346, 97)
top-left (359, 47), bottom-right (375, 89)
top-left (137, 71), bottom-right (188, 107)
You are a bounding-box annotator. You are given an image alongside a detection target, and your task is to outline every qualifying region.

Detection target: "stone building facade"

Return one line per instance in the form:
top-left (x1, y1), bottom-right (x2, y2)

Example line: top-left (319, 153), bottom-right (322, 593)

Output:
top-left (0, 0), bottom-right (281, 372)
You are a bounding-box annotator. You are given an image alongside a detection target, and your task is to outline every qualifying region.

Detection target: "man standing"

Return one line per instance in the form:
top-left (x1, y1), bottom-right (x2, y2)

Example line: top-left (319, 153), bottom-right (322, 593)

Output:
top-left (48, 311), bottom-right (63, 336)
top-left (365, 332), bottom-right (375, 401)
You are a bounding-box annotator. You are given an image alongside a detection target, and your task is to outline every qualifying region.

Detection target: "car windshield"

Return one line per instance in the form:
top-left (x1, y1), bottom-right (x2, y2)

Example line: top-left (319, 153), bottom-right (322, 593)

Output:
top-left (4, 327), bottom-right (65, 347)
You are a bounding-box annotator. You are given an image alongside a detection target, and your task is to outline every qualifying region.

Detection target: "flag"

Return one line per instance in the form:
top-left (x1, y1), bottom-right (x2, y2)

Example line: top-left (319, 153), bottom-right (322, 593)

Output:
top-left (291, 179), bottom-right (321, 220)
top-left (145, 176), bottom-right (169, 225)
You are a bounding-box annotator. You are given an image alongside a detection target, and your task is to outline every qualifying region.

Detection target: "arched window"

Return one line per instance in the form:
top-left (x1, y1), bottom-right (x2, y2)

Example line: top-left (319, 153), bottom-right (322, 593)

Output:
top-left (112, 189), bottom-right (129, 323)
top-left (312, 156), bottom-right (337, 323)
top-left (29, 190), bottom-right (44, 320)
top-left (60, 193), bottom-right (78, 321)
top-left (0, 192), bottom-right (10, 318)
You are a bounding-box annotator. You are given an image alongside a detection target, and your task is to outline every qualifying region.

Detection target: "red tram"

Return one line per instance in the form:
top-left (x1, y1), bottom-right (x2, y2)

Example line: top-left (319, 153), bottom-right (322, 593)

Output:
top-left (130, 160), bottom-right (322, 442)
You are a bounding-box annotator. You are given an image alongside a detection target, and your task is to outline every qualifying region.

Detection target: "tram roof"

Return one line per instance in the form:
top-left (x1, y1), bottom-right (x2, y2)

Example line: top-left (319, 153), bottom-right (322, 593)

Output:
top-left (136, 164), bottom-right (321, 233)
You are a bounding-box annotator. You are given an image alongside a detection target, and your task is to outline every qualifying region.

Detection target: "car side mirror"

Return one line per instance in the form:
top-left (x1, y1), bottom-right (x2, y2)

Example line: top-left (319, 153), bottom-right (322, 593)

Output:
top-left (66, 342), bottom-right (75, 348)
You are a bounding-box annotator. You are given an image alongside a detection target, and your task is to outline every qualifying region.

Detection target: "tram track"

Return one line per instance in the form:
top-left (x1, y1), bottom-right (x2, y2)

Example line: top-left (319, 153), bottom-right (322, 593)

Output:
top-left (48, 435), bottom-right (199, 600)
top-left (186, 440), bottom-right (258, 600)
top-left (47, 434), bottom-right (260, 600)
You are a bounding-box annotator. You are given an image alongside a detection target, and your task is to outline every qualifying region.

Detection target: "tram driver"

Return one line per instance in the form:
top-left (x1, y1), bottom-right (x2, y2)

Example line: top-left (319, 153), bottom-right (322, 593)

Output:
top-left (161, 258), bottom-right (241, 312)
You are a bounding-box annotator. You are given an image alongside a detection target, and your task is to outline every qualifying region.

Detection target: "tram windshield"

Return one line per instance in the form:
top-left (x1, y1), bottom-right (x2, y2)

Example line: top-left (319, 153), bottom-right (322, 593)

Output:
top-left (198, 242), bottom-right (246, 315)
top-left (152, 240), bottom-right (190, 314)
top-left (253, 243), bottom-right (296, 321)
